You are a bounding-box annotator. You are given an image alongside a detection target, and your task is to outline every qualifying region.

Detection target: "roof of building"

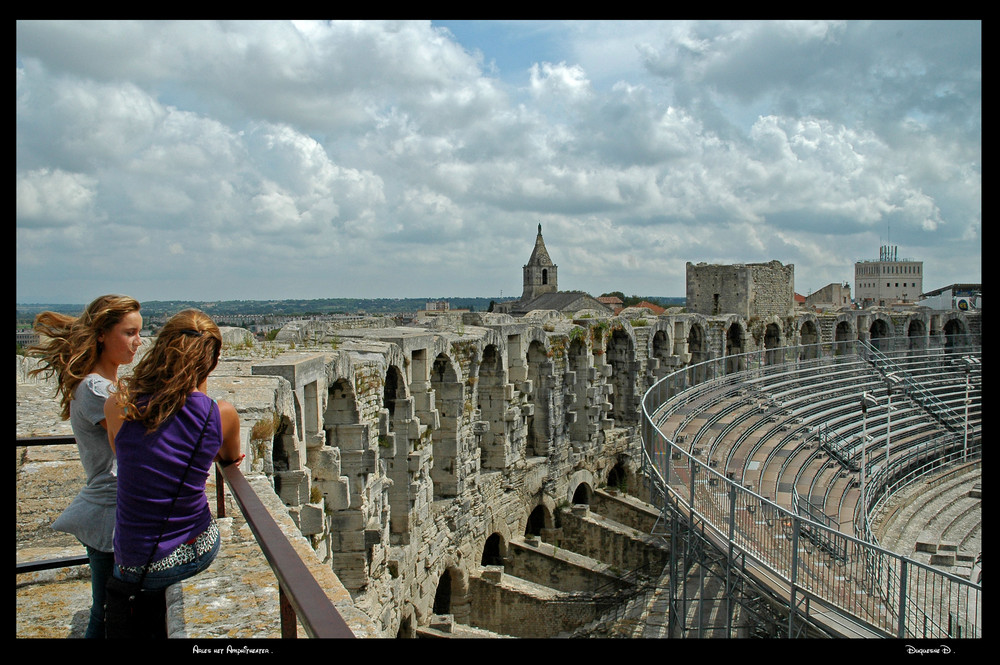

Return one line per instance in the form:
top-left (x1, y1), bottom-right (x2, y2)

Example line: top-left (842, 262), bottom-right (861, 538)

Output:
top-left (526, 223), bottom-right (554, 267)
top-left (920, 283), bottom-right (982, 298)
top-left (505, 291), bottom-right (611, 317)
top-left (632, 300), bottom-right (666, 315)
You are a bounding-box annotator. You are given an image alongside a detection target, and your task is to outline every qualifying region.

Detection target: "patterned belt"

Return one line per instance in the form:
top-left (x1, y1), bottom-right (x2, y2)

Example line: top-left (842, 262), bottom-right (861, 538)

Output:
top-left (119, 520), bottom-right (219, 575)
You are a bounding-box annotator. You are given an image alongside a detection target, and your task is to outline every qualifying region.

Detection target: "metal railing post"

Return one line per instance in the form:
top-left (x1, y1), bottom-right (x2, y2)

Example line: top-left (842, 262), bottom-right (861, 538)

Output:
top-left (897, 559), bottom-right (908, 638)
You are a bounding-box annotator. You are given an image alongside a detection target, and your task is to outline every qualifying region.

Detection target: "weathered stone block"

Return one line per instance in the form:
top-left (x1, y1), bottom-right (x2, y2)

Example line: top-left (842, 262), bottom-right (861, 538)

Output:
top-left (315, 477), bottom-right (350, 510)
top-left (275, 470), bottom-right (310, 505)
top-left (306, 446), bottom-right (342, 479)
top-left (299, 502), bottom-right (325, 536)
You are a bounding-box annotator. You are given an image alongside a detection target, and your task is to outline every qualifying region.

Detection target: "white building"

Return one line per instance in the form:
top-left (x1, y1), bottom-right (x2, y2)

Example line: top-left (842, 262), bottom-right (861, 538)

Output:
top-left (854, 245), bottom-right (923, 308)
top-left (918, 284), bottom-right (981, 311)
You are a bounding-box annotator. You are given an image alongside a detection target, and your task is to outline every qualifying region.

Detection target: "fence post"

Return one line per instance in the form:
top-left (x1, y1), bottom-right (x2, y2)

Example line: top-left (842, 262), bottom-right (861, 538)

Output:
top-left (896, 558), bottom-right (908, 638)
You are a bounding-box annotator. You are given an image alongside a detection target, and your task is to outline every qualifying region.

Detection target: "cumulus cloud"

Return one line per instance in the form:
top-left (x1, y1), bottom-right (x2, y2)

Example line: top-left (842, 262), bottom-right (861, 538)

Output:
top-left (16, 168), bottom-right (100, 227)
top-left (16, 20), bottom-right (980, 302)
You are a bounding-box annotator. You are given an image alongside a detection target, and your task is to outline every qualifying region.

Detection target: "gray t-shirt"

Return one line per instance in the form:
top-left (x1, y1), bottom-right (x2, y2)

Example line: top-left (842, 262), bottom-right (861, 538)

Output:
top-left (51, 374), bottom-right (117, 552)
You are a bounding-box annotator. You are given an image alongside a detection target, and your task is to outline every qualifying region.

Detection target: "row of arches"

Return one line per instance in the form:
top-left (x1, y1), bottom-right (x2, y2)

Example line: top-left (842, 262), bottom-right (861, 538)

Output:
top-left (320, 311), bottom-right (976, 505)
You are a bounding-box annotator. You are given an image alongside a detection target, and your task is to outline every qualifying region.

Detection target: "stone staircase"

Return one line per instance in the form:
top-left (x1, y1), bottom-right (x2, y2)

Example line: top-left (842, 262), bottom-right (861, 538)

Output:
top-left (872, 463), bottom-right (981, 580)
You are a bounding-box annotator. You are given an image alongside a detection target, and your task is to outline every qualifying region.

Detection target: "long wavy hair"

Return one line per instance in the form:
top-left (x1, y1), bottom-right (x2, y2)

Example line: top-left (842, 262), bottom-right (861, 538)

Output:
top-left (27, 294), bottom-right (142, 420)
top-left (117, 309), bottom-right (222, 432)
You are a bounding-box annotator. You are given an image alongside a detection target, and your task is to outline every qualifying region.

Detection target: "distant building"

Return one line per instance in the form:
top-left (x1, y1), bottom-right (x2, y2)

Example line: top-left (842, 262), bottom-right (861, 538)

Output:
top-left (854, 245), bottom-right (922, 308)
top-left (495, 225), bottom-right (610, 317)
top-left (16, 329), bottom-right (39, 348)
top-left (918, 284), bottom-right (981, 311)
top-left (631, 300), bottom-right (665, 315)
top-left (686, 260), bottom-right (795, 318)
top-left (597, 296), bottom-right (623, 315)
top-left (804, 283), bottom-right (852, 310)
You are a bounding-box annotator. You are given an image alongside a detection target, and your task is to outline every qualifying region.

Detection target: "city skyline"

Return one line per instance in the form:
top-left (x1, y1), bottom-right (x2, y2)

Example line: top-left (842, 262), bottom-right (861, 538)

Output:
top-left (17, 21), bottom-right (981, 304)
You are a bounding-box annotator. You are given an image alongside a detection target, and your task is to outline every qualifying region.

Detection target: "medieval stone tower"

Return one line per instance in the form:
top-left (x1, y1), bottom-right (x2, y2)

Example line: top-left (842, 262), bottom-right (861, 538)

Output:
top-left (522, 224), bottom-right (558, 301)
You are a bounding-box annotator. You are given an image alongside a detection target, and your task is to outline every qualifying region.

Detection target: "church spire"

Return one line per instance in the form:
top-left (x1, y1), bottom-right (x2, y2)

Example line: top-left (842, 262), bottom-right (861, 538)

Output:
top-left (522, 222), bottom-right (557, 300)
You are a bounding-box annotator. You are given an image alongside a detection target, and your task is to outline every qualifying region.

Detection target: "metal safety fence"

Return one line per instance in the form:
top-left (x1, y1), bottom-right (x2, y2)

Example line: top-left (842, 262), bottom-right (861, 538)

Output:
top-left (640, 337), bottom-right (981, 638)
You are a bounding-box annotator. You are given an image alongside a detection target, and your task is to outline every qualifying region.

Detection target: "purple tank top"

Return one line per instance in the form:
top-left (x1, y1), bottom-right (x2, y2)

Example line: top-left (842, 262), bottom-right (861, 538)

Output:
top-left (113, 391), bottom-right (222, 567)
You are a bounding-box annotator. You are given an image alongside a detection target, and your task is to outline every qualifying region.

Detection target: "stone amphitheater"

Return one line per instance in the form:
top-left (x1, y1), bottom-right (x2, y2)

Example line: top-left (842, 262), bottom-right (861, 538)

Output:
top-left (15, 235), bottom-right (982, 639)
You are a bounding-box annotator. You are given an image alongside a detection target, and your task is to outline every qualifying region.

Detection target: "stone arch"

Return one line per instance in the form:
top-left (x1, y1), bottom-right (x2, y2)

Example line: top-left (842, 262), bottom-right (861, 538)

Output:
top-left (834, 318), bottom-right (854, 355)
top-left (265, 413), bottom-right (295, 476)
top-left (606, 461), bottom-right (628, 492)
top-left (906, 317), bottom-right (928, 352)
top-left (571, 482), bottom-right (593, 504)
top-left (524, 504), bottom-right (549, 536)
top-left (383, 363), bottom-right (408, 420)
top-left (687, 319), bottom-right (709, 384)
top-left (478, 343), bottom-right (510, 470)
top-left (431, 563), bottom-right (470, 623)
top-left (606, 323), bottom-right (638, 424)
top-left (325, 377), bottom-right (360, 428)
top-left (724, 320), bottom-right (746, 373)
top-left (869, 316), bottom-right (892, 351)
top-left (764, 321), bottom-right (782, 365)
top-left (323, 376), bottom-right (363, 458)
top-left (568, 468), bottom-right (597, 505)
top-left (943, 315), bottom-right (968, 352)
top-left (799, 317), bottom-right (820, 360)
top-left (650, 323), bottom-right (673, 381)
top-left (525, 338), bottom-right (553, 457)
top-left (524, 493), bottom-right (557, 538)
top-left (481, 532), bottom-right (507, 566)
top-left (430, 352), bottom-right (464, 498)
top-left (381, 358), bottom-right (425, 543)
top-left (566, 333), bottom-right (595, 444)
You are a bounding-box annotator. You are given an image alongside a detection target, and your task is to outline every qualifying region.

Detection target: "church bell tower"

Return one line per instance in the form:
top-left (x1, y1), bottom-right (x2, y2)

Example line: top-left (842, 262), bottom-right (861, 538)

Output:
top-left (522, 223), bottom-right (558, 301)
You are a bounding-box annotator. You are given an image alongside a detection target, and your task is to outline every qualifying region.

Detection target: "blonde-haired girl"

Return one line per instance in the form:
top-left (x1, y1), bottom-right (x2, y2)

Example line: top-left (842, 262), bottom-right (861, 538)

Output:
top-left (27, 294), bottom-right (143, 638)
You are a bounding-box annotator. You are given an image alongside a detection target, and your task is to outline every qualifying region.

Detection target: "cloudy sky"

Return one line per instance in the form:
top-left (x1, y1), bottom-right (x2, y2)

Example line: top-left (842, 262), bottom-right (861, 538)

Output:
top-left (16, 20), bottom-right (981, 305)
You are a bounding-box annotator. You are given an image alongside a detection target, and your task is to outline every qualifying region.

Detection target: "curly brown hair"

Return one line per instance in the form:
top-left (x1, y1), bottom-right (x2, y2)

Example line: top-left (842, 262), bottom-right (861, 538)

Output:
top-left (27, 294), bottom-right (142, 420)
top-left (117, 309), bottom-right (222, 432)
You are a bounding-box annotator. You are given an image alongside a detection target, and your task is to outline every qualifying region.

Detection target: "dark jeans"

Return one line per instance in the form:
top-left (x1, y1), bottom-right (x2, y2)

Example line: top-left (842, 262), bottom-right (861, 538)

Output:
top-left (84, 545), bottom-right (115, 639)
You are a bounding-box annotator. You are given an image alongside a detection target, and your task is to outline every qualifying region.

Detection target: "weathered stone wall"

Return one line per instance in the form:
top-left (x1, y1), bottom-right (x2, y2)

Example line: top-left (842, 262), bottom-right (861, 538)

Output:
top-left (749, 260), bottom-right (795, 319)
top-left (468, 571), bottom-right (601, 638)
top-left (686, 260), bottom-right (794, 319)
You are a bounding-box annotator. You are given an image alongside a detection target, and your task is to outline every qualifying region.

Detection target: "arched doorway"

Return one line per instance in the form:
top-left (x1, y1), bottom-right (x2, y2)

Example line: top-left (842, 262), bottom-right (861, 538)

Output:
top-left (869, 318), bottom-right (890, 351)
top-left (481, 533), bottom-right (505, 566)
top-left (430, 353), bottom-right (463, 497)
top-left (764, 323), bottom-right (782, 365)
top-left (607, 328), bottom-right (637, 424)
top-left (525, 340), bottom-right (552, 456)
top-left (943, 318), bottom-right (966, 352)
top-left (907, 319), bottom-right (927, 352)
top-left (572, 482), bottom-right (592, 505)
top-left (835, 321), bottom-right (852, 355)
top-left (607, 461), bottom-right (628, 493)
top-left (525, 505), bottom-right (549, 537)
top-left (725, 323), bottom-right (744, 374)
top-left (687, 323), bottom-right (708, 384)
top-left (799, 320), bottom-right (819, 360)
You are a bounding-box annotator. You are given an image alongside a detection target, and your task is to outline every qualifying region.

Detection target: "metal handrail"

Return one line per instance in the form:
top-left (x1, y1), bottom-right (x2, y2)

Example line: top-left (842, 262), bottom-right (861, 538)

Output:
top-left (16, 435), bottom-right (354, 639)
top-left (640, 338), bottom-right (982, 639)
